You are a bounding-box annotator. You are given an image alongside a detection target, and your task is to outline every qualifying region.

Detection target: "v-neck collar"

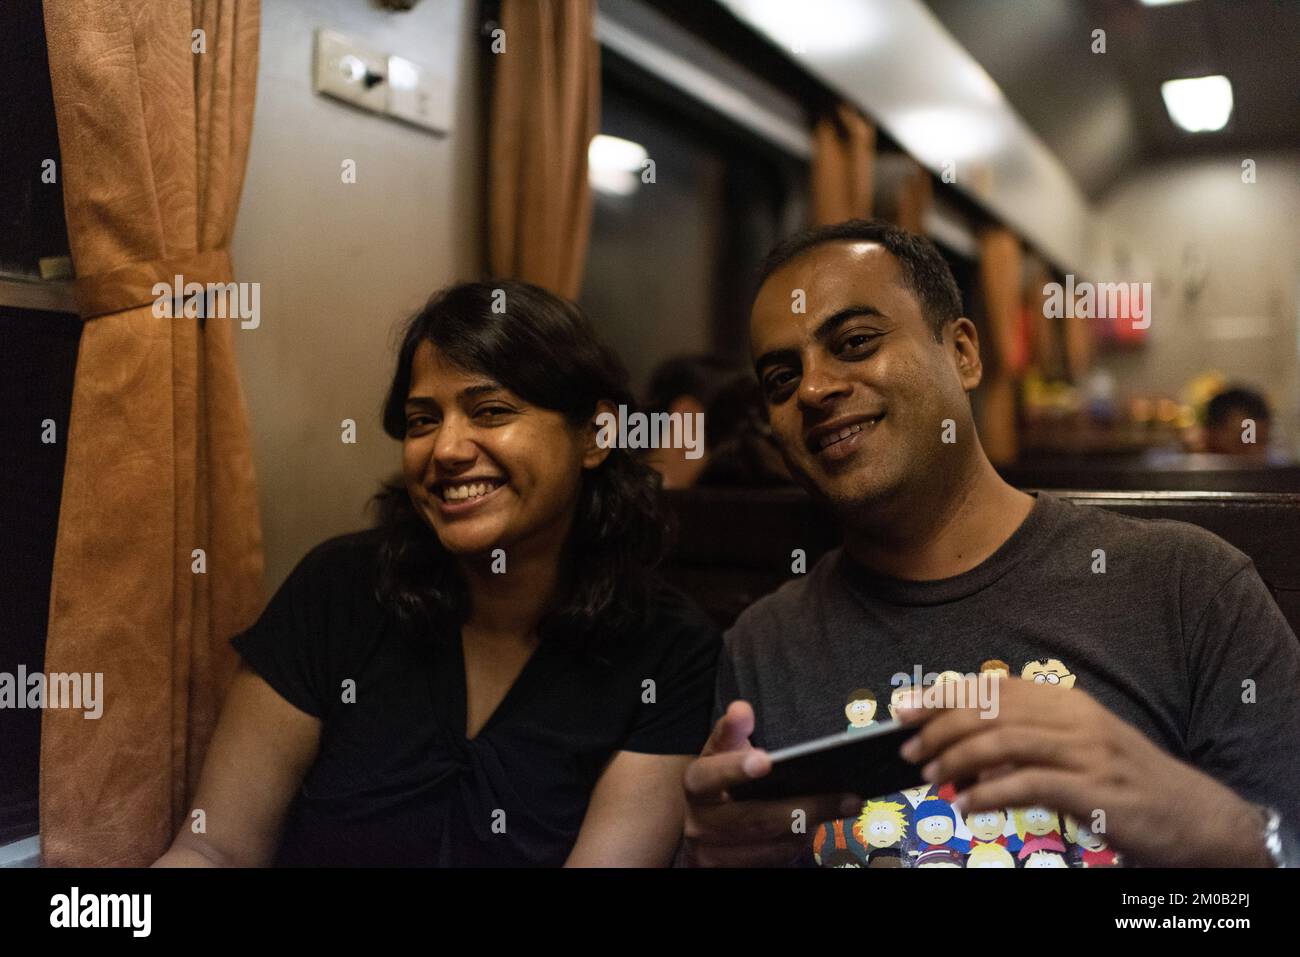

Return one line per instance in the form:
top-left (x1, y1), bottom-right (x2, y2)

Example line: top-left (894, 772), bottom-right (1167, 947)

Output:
top-left (445, 625), bottom-right (549, 743)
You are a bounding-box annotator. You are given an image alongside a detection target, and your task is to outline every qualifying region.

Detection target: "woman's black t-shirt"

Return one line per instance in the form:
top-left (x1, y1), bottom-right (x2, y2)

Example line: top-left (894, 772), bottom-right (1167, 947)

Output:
top-left (230, 529), bottom-right (721, 867)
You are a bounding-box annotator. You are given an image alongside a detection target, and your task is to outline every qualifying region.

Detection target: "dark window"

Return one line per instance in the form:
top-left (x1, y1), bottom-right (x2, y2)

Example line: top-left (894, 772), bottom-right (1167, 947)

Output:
top-left (0, 305), bottom-right (81, 845)
top-left (580, 60), bottom-right (808, 394)
top-left (0, 1), bottom-right (79, 845)
top-left (0, 0), bottom-right (71, 281)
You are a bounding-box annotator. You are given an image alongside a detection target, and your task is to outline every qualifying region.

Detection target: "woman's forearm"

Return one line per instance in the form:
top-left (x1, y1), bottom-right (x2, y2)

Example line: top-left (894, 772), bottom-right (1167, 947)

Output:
top-left (151, 840), bottom-right (223, 867)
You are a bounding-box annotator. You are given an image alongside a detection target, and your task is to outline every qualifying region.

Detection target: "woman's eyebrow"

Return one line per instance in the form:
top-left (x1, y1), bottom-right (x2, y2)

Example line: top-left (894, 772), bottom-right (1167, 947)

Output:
top-left (405, 382), bottom-right (503, 409)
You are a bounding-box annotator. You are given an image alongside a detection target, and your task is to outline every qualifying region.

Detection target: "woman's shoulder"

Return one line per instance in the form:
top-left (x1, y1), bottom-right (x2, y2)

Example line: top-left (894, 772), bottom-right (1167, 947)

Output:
top-left (635, 579), bottom-right (723, 659)
top-left (647, 578), bottom-right (717, 626)
top-left (270, 527), bottom-right (391, 621)
top-left (230, 528), bottom-right (404, 723)
top-left (290, 527), bottom-right (387, 583)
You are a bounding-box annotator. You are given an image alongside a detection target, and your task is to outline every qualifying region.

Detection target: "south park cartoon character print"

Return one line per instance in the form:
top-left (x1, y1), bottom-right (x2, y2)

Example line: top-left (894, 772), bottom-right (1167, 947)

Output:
top-left (811, 658), bottom-right (1123, 868)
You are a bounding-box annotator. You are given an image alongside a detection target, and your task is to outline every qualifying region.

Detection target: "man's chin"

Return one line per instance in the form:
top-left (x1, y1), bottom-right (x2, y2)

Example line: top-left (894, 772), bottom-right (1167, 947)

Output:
top-left (801, 471), bottom-right (903, 515)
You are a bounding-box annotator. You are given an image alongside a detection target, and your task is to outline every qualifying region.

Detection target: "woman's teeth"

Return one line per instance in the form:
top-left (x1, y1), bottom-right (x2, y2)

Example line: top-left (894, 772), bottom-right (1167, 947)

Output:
top-left (442, 481), bottom-right (500, 502)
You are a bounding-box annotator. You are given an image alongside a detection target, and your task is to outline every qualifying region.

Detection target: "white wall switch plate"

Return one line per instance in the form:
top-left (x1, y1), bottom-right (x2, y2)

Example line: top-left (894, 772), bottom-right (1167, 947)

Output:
top-left (313, 29), bottom-right (388, 115)
top-left (386, 54), bottom-right (452, 134)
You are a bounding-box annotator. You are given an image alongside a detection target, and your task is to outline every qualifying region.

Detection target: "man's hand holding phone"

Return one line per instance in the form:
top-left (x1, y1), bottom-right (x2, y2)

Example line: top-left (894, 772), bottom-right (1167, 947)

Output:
top-left (895, 676), bottom-right (1274, 867)
top-left (680, 701), bottom-right (863, 867)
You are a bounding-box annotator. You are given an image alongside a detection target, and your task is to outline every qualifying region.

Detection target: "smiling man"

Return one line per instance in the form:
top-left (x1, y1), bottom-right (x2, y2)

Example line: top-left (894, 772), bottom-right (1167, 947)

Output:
top-left (680, 219), bottom-right (1300, 868)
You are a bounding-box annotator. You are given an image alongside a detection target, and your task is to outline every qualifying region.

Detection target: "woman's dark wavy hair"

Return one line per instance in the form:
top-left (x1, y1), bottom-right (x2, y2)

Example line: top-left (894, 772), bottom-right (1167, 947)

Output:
top-left (371, 279), bottom-right (670, 653)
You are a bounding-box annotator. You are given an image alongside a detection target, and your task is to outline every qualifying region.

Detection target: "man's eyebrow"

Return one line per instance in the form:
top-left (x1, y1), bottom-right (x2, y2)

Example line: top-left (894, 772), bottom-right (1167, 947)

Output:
top-left (754, 306), bottom-right (888, 377)
top-left (811, 305), bottom-right (887, 342)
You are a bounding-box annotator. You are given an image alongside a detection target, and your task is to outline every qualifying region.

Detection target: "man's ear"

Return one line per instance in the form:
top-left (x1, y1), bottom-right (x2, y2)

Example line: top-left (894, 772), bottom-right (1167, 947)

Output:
top-left (948, 317), bottom-right (983, 391)
top-left (583, 399), bottom-right (617, 469)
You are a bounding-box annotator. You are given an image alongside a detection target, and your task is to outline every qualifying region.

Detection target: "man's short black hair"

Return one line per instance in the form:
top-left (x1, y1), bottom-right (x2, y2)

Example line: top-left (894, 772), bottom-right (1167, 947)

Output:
top-left (1205, 387), bottom-right (1271, 428)
top-left (755, 218), bottom-right (963, 342)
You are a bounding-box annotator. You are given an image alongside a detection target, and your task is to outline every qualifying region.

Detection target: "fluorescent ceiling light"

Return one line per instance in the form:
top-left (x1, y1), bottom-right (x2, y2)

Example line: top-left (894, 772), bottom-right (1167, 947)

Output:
top-left (588, 134), bottom-right (647, 196)
top-left (722, 0), bottom-right (883, 57)
top-left (1139, 1), bottom-right (1196, 7)
top-left (1161, 75), bottom-right (1233, 132)
top-left (891, 107), bottom-right (1005, 164)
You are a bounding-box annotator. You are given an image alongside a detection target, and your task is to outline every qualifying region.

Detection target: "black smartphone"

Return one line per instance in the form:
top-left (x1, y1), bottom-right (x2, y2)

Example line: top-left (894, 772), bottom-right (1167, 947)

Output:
top-left (728, 720), bottom-right (924, 802)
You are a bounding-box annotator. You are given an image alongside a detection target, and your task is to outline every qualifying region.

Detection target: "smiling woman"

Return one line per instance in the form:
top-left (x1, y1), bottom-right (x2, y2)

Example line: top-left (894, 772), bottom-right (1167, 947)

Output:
top-left (152, 280), bottom-right (721, 868)
top-left (374, 280), bottom-right (678, 649)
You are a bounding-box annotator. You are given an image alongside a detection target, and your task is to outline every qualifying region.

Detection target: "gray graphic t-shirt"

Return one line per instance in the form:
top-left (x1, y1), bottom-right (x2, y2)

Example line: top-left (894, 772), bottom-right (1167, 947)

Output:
top-left (716, 491), bottom-right (1300, 868)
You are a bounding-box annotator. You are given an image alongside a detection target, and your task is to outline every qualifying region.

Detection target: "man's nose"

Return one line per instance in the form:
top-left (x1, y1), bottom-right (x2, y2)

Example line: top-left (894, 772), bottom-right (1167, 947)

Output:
top-left (797, 355), bottom-right (852, 410)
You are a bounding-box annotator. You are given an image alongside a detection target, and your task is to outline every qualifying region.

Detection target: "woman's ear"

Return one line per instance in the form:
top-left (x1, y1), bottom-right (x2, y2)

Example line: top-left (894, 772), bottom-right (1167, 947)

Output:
top-left (583, 399), bottom-right (618, 469)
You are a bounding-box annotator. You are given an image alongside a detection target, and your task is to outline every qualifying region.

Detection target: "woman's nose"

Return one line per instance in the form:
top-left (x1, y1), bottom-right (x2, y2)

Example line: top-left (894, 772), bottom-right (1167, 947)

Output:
top-left (432, 416), bottom-right (477, 466)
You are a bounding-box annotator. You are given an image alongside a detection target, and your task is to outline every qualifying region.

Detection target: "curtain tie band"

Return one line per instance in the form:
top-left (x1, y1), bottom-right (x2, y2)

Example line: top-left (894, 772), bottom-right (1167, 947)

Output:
top-left (75, 249), bottom-right (234, 320)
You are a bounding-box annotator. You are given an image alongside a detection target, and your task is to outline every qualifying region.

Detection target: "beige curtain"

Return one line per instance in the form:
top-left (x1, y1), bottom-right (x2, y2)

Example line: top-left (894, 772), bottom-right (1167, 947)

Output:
top-left (811, 103), bottom-right (875, 225)
top-left (488, 0), bottom-right (599, 298)
top-left (978, 228), bottom-right (1024, 466)
top-left (40, 0), bottom-right (265, 866)
top-left (896, 159), bottom-right (934, 235)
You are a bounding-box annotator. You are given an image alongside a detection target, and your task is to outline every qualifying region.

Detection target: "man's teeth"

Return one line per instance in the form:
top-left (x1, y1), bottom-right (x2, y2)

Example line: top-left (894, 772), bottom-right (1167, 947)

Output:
top-left (818, 421), bottom-right (875, 450)
top-left (442, 481), bottom-right (500, 502)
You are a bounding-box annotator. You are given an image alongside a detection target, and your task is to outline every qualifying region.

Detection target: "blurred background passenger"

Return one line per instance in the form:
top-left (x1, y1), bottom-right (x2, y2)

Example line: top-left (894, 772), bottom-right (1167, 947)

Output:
top-left (696, 373), bottom-right (793, 488)
top-left (641, 354), bottom-right (740, 489)
top-left (642, 354), bottom-right (793, 489)
top-left (1203, 387), bottom-right (1276, 459)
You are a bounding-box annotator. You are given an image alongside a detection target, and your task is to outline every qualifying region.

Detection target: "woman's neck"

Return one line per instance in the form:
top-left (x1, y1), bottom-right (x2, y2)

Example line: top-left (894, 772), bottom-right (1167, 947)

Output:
top-left (459, 537), bottom-right (567, 639)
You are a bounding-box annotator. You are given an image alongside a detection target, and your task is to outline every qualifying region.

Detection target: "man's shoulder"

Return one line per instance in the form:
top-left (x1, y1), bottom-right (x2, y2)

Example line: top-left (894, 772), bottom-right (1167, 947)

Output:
top-left (1043, 492), bottom-right (1252, 583)
top-left (724, 548), bottom-right (843, 655)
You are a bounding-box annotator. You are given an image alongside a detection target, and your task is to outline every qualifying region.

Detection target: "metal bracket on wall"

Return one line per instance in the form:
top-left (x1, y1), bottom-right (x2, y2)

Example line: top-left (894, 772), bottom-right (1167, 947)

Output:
top-left (0, 277), bottom-right (77, 314)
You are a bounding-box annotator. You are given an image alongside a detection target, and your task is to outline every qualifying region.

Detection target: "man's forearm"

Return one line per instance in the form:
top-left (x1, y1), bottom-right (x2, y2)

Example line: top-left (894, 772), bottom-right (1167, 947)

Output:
top-left (1190, 794), bottom-right (1273, 867)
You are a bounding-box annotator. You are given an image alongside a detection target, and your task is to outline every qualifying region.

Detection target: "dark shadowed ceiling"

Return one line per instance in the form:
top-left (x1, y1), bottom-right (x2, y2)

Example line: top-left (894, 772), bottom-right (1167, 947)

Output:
top-left (920, 0), bottom-right (1300, 201)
